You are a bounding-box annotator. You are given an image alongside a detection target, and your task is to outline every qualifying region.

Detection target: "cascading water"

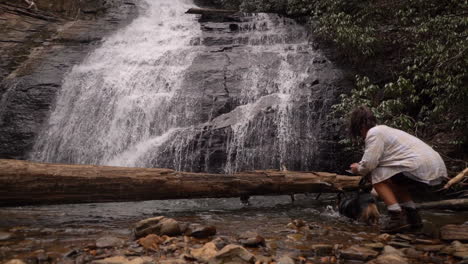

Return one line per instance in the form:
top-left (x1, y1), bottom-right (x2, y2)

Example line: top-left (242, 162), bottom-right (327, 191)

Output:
top-left (32, 2), bottom-right (341, 173)
top-left (32, 0), bottom-right (203, 165)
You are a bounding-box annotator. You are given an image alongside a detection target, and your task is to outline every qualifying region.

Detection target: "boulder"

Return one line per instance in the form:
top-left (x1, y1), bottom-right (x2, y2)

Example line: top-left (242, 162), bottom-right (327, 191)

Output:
top-left (238, 231), bottom-right (265, 247)
top-left (209, 244), bottom-right (255, 264)
top-left (190, 242), bottom-right (218, 262)
top-left (339, 246), bottom-right (379, 261)
top-left (96, 236), bottom-right (125, 248)
top-left (134, 217), bottom-right (181, 239)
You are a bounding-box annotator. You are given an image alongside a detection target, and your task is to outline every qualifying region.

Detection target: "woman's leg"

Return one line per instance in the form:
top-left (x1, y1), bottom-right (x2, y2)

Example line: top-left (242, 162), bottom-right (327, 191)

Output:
top-left (373, 179), bottom-right (399, 206)
top-left (373, 178), bottom-right (410, 232)
top-left (388, 180), bottom-right (413, 203)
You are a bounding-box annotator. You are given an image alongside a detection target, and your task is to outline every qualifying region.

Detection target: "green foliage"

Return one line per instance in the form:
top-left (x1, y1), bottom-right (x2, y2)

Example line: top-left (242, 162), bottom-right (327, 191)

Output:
top-left (217, 0), bottom-right (468, 160)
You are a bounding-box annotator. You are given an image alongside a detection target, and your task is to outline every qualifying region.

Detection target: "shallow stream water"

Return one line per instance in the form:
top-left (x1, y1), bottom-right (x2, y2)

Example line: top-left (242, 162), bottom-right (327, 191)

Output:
top-left (1, 195), bottom-right (467, 261)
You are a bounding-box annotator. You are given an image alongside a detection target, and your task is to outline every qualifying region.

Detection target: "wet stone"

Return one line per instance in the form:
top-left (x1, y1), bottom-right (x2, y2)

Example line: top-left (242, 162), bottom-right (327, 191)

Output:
top-left (209, 244), bottom-right (255, 264)
top-left (35, 249), bottom-right (49, 262)
top-left (381, 245), bottom-right (405, 257)
top-left (138, 234), bottom-right (164, 251)
top-left (440, 225), bottom-right (468, 241)
top-left (212, 236), bottom-right (230, 250)
top-left (134, 217), bottom-right (181, 239)
top-left (190, 242), bottom-right (218, 262)
top-left (388, 241), bottom-right (411, 248)
top-left (3, 260), bottom-right (26, 264)
top-left (310, 244), bottom-right (333, 256)
top-left (363, 243), bottom-right (385, 250)
top-left (414, 244), bottom-right (445, 252)
top-left (413, 238), bottom-right (439, 245)
top-left (401, 248), bottom-right (423, 259)
top-left (366, 254), bottom-right (408, 264)
top-left (339, 246), bottom-right (378, 261)
top-left (238, 231), bottom-right (265, 247)
top-left (92, 256), bottom-right (154, 264)
top-left (395, 234), bottom-right (413, 242)
top-left (375, 234), bottom-right (392, 242)
top-left (96, 236), bottom-right (125, 248)
top-left (277, 256), bottom-right (295, 264)
top-left (441, 241), bottom-right (468, 259)
top-left (0, 231), bottom-right (13, 241)
top-left (187, 225), bottom-right (217, 239)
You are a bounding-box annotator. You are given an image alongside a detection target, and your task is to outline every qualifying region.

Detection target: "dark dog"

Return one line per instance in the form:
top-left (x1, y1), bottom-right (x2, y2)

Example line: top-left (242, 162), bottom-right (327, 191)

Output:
top-left (338, 191), bottom-right (380, 225)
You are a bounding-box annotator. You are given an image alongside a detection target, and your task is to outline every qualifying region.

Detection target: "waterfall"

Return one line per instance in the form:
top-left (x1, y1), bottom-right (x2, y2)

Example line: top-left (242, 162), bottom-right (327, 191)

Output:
top-left (32, 3), bottom-right (339, 173)
top-left (32, 0), bottom-right (202, 165)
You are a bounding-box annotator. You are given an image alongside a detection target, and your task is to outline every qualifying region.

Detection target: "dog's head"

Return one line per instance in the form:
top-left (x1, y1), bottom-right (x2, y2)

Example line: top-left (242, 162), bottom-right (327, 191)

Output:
top-left (338, 192), bottom-right (380, 225)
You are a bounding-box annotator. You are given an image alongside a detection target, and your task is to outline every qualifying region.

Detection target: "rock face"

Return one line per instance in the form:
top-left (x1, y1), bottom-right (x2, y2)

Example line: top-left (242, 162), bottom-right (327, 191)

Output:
top-left (1, 0), bottom-right (355, 173)
top-left (0, 0), bottom-right (137, 159)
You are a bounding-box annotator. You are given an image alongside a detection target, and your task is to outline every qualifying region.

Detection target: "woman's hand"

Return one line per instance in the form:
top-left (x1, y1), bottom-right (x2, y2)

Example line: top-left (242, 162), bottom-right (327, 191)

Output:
top-left (350, 163), bottom-right (360, 174)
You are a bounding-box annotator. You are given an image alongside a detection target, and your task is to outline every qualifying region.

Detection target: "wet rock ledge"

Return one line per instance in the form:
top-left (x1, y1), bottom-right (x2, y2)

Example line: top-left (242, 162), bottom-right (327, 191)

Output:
top-left (0, 0), bottom-right (137, 159)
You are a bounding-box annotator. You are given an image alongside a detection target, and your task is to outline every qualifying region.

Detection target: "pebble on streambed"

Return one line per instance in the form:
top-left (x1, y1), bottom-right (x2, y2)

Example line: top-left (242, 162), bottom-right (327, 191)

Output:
top-left (3, 217), bottom-right (468, 264)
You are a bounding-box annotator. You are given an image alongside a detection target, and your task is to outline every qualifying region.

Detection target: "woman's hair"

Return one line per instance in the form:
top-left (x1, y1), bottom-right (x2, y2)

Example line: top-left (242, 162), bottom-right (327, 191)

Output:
top-left (349, 106), bottom-right (377, 138)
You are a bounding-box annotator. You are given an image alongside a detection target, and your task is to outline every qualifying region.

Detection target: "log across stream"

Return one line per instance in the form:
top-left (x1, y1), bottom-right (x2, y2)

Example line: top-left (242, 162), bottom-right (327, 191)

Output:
top-left (0, 159), bottom-right (361, 206)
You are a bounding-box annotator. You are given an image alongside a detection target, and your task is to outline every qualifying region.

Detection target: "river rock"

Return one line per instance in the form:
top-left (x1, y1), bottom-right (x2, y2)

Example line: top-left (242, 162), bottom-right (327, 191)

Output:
top-left (388, 241), bottom-right (411, 248)
top-left (187, 224), bottom-right (217, 238)
top-left (414, 244), bottom-right (445, 252)
top-left (339, 246), bottom-right (379, 261)
top-left (209, 244), bottom-right (255, 264)
top-left (381, 246), bottom-right (405, 257)
top-left (310, 244), bottom-right (333, 256)
top-left (375, 233), bottom-right (392, 242)
top-left (440, 224), bottom-right (468, 241)
top-left (96, 236), bottom-right (125, 248)
top-left (92, 256), bottom-right (154, 264)
top-left (441, 241), bottom-right (468, 259)
top-left (363, 243), bottom-right (385, 250)
top-left (277, 256), bottom-right (295, 264)
top-left (366, 254), bottom-right (408, 264)
top-left (238, 231), bottom-right (265, 247)
top-left (0, 231), bottom-right (12, 241)
top-left (212, 236), bottom-right (231, 250)
top-left (134, 217), bottom-right (182, 239)
top-left (190, 242), bottom-right (218, 262)
top-left (138, 234), bottom-right (165, 251)
top-left (3, 260), bottom-right (26, 264)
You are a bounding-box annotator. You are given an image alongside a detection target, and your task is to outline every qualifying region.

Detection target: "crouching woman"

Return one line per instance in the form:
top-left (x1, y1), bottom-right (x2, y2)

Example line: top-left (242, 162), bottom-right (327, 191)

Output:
top-left (349, 106), bottom-right (448, 233)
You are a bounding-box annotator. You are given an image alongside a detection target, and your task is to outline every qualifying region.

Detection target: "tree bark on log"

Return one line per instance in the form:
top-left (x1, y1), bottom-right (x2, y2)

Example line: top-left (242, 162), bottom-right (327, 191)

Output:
top-left (0, 159), bottom-right (360, 206)
top-left (417, 198), bottom-right (468, 210)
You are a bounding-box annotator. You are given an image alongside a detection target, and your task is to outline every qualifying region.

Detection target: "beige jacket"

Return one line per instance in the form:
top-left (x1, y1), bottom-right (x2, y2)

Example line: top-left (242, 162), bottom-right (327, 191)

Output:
top-left (357, 125), bottom-right (447, 185)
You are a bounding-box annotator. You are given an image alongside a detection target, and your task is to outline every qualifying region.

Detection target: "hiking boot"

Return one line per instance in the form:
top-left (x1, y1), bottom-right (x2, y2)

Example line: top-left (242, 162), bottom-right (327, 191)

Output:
top-left (404, 207), bottom-right (423, 230)
top-left (380, 210), bottom-right (410, 233)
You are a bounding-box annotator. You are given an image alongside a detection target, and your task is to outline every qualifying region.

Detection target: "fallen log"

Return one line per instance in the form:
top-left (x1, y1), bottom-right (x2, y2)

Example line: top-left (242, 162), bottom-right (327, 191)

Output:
top-left (186, 8), bottom-right (238, 15)
top-left (443, 168), bottom-right (468, 190)
top-left (0, 159), bottom-right (360, 206)
top-left (417, 198), bottom-right (468, 210)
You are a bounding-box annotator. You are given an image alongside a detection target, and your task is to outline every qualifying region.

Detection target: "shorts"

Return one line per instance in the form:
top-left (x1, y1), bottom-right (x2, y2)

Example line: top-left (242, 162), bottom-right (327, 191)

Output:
top-left (390, 173), bottom-right (445, 202)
